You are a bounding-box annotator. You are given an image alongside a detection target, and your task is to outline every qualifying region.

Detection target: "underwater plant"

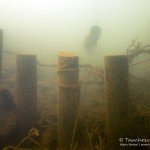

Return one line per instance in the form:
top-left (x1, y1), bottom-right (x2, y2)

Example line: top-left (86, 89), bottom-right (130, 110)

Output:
top-left (3, 128), bottom-right (40, 150)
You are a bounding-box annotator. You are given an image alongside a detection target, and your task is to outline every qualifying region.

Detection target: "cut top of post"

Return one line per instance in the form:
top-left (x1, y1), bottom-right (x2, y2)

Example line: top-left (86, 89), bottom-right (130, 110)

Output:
top-left (57, 51), bottom-right (79, 85)
top-left (58, 51), bottom-right (77, 57)
top-left (105, 54), bottom-right (128, 59)
top-left (17, 53), bottom-right (36, 56)
top-left (104, 55), bottom-right (128, 66)
top-left (58, 51), bottom-right (79, 70)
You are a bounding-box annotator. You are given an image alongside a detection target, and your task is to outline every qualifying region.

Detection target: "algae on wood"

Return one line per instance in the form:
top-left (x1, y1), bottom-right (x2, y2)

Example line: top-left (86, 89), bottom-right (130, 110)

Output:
top-left (17, 54), bottom-right (37, 135)
top-left (0, 29), bottom-right (3, 83)
top-left (104, 55), bottom-right (130, 150)
top-left (57, 51), bottom-right (80, 150)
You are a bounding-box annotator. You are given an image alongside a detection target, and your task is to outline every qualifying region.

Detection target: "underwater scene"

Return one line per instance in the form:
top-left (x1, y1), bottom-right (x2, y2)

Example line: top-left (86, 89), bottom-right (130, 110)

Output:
top-left (0, 0), bottom-right (150, 149)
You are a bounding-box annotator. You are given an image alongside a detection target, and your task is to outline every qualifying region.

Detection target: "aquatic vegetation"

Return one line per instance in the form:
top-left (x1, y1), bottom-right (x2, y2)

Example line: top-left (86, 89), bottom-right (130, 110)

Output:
top-left (3, 128), bottom-right (40, 150)
top-left (127, 36), bottom-right (150, 64)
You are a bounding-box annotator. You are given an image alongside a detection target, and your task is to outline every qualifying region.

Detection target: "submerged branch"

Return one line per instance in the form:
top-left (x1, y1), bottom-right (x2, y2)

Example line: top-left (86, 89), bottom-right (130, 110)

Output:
top-left (127, 37), bottom-right (150, 63)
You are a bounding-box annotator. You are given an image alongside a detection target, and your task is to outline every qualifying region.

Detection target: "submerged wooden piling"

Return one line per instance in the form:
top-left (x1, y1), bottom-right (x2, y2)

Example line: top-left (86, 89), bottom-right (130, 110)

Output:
top-left (17, 54), bottom-right (37, 135)
top-left (57, 51), bottom-right (80, 149)
top-left (0, 88), bottom-right (17, 145)
top-left (0, 29), bottom-right (3, 83)
top-left (104, 55), bottom-right (130, 150)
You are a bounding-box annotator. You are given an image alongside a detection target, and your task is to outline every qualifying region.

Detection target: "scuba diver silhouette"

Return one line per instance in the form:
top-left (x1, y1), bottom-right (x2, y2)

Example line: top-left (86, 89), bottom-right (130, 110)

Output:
top-left (84, 25), bottom-right (101, 53)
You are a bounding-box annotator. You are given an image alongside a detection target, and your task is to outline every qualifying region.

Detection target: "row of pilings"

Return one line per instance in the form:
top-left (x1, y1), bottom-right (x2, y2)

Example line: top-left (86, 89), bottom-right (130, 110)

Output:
top-left (0, 29), bottom-right (140, 150)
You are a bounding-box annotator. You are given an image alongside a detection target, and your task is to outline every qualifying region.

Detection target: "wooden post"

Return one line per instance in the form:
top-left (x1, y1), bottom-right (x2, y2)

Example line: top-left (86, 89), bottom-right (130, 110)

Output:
top-left (104, 55), bottom-right (130, 150)
top-left (57, 51), bottom-right (80, 149)
top-left (131, 115), bottom-right (150, 138)
top-left (0, 88), bottom-right (17, 146)
top-left (0, 29), bottom-right (3, 83)
top-left (17, 54), bottom-right (37, 135)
